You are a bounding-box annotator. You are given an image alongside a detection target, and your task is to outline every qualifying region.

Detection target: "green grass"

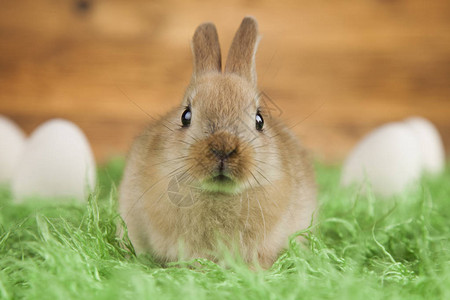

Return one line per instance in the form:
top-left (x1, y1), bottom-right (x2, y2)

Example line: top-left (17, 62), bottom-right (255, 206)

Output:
top-left (1, 159), bottom-right (449, 300)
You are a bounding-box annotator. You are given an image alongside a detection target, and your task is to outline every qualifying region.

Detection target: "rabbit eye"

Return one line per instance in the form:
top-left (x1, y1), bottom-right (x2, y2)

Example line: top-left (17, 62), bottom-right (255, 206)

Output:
top-left (181, 107), bottom-right (191, 127)
top-left (255, 111), bottom-right (264, 131)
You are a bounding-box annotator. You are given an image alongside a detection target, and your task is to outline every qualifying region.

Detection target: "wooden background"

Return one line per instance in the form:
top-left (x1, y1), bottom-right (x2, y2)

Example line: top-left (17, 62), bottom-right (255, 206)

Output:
top-left (1, 0), bottom-right (449, 163)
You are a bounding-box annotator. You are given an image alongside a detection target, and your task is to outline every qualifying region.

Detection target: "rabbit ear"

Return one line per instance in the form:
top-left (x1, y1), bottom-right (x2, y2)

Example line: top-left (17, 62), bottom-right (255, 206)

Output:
top-left (225, 17), bottom-right (260, 86)
top-left (191, 23), bottom-right (222, 77)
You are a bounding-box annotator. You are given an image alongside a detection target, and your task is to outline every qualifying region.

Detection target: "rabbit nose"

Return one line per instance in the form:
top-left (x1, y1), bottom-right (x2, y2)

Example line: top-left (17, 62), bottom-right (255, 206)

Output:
top-left (210, 147), bottom-right (237, 160)
top-left (208, 131), bottom-right (239, 166)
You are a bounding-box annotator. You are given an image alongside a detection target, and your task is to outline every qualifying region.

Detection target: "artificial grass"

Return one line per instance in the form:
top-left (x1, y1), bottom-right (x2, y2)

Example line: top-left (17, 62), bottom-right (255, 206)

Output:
top-left (0, 159), bottom-right (449, 300)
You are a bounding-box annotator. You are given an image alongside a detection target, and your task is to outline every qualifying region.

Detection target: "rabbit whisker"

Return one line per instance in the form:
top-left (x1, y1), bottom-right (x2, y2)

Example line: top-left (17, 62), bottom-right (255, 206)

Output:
top-left (285, 100), bottom-right (327, 132)
top-left (253, 158), bottom-right (291, 177)
top-left (117, 86), bottom-right (176, 133)
top-left (246, 176), bottom-right (267, 244)
top-left (147, 155), bottom-right (193, 168)
top-left (125, 163), bottom-right (194, 218)
top-left (246, 190), bottom-right (250, 227)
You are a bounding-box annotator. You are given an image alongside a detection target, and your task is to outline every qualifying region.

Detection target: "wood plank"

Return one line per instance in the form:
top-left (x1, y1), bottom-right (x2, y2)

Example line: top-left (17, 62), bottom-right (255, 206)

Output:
top-left (1, 0), bottom-right (449, 162)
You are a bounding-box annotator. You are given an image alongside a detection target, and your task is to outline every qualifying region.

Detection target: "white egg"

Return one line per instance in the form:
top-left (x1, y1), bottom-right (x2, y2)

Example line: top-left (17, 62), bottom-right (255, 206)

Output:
top-left (12, 119), bottom-right (96, 202)
top-left (403, 117), bottom-right (445, 175)
top-left (341, 122), bottom-right (422, 197)
top-left (0, 116), bottom-right (26, 185)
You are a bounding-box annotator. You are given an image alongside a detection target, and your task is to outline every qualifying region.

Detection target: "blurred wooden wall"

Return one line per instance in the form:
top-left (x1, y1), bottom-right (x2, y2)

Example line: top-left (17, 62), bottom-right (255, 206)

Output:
top-left (1, 0), bottom-right (449, 163)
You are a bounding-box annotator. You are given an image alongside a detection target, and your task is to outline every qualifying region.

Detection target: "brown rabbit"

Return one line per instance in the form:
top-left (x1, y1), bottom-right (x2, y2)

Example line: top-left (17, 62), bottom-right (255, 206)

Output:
top-left (119, 17), bottom-right (316, 268)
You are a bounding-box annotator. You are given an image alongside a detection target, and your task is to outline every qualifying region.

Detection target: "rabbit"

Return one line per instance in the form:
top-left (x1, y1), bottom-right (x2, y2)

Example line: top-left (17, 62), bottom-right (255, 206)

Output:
top-left (119, 17), bottom-right (316, 268)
